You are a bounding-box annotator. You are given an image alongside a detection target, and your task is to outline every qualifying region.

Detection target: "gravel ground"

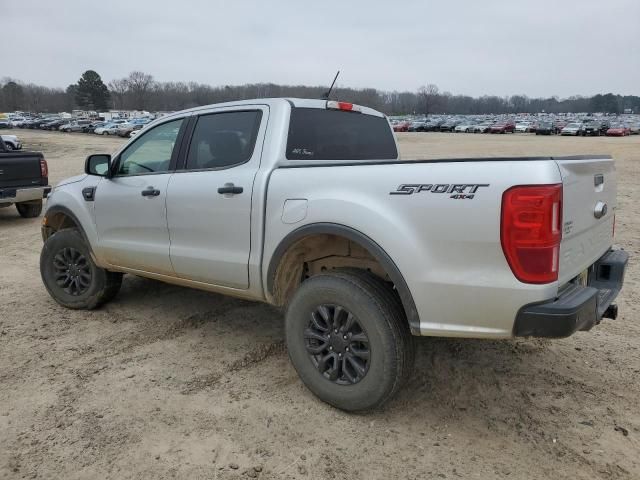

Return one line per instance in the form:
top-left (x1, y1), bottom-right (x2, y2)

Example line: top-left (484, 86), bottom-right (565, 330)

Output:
top-left (1, 130), bottom-right (638, 479)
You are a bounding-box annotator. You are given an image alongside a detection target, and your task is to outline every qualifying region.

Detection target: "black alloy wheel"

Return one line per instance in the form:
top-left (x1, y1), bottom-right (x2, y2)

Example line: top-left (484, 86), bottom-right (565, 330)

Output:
top-left (52, 247), bottom-right (92, 296)
top-left (304, 304), bottom-right (370, 385)
top-left (40, 229), bottom-right (123, 309)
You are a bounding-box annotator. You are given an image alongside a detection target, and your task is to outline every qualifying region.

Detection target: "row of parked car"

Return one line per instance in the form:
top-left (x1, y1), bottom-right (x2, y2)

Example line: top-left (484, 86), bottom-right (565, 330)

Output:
top-left (390, 116), bottom-right (640, 137)
top-left (4, 116), bottom-right (153, 138)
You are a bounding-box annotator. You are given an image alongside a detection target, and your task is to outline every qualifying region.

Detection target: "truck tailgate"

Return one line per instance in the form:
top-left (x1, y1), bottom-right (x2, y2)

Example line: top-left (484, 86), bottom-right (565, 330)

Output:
top-left (0, 153), bottom-right (43, 189)
top-left (556, 156), bottom-right (616, 285)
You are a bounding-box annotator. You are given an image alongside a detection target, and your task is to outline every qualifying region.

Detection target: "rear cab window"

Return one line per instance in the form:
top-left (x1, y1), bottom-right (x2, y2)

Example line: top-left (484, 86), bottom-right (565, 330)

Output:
top-left (286, 108), bottom-right (398, 160)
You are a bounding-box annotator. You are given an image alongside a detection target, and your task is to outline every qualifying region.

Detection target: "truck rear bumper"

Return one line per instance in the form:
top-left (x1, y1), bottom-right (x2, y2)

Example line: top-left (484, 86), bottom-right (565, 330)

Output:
top-left (513, 248), bottom-right (628, 338)
top-left (0, 185), bottom-right (51, 204)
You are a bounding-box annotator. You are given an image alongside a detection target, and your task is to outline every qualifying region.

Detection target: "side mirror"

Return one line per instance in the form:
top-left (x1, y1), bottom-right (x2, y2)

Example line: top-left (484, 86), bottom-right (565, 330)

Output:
top-left (85, 154), bottom-right (111, 177)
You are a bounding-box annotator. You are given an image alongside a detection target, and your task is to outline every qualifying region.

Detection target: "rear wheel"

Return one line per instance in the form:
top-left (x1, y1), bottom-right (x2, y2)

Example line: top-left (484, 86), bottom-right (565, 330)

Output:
top-left (40, 229), bottom-right (122, 309)
top-left (285, 270), bottom-right (414, 411)
top-left (16, 200), bottom-right (42, 218)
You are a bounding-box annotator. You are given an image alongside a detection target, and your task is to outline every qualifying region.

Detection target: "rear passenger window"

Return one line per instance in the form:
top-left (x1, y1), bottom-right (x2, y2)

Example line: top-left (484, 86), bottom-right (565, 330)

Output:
top-left (185, 111), bottom-right (262, 170)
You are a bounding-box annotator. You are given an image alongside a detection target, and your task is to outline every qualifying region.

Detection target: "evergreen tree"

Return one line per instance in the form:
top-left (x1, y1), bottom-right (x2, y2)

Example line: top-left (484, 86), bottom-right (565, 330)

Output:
top-left (2, 81), bottom-right (24, 111)
top-left (73, 70), bottom-right (110, 110)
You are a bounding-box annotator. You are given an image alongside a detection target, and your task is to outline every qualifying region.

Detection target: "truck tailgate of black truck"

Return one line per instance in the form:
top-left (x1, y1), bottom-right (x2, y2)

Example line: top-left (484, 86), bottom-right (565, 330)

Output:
top-left (0, 152), bottom-right (46, 189)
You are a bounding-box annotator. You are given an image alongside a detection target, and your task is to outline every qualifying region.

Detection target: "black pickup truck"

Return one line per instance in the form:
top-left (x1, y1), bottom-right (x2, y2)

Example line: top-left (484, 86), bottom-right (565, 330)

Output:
top-left (581, 121), bottom-right (608, 137)
top-left (0, 137), bottom-right (51, 218)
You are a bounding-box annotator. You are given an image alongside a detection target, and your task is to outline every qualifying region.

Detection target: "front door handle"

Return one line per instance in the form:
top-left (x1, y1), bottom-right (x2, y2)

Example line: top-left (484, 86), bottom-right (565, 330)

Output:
top-left (141, 186), bottom-right (160, 197)
top-left (217, 183), bottom-right (243, 195)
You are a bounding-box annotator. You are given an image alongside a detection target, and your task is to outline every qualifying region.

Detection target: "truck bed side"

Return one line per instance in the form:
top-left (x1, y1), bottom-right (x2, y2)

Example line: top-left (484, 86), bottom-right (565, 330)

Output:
top-left (263, 158), bottom-right (564, 338)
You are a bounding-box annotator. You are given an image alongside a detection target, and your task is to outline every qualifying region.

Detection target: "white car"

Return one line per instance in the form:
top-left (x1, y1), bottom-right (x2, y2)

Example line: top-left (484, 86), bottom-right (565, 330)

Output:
top-left (515, 122), bottom-right (533, 133)
top-left (454, 121), bottom-right (476, 133)
top-left (0, 134), bottom-right (22, 150)
top-left (10, 117), bottom-right (27, 127)
top-left (94, 125), bottom-right (120, 135)
top-left (561, 123), bottom-right (583, 136)
top-left (472, 122), bottom-right (493, 133)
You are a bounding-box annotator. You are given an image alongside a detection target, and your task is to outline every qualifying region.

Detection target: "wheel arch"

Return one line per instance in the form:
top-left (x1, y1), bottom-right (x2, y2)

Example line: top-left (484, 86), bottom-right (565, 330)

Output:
top-left (266, 223), bottom-right (420, 334)
top-left (41, 205), bottom-right (99, 262)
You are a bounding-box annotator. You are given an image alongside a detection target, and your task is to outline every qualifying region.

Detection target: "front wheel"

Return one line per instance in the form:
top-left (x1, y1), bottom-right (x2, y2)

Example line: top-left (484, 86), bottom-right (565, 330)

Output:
top-left (285, 270), bottom-right (414, 411)
top-left (16, 200), bottom-right (42, 218)
top-left (40, 229), bottom-right (123, 309)
top-left (4, 142), bottom-right (14, 150)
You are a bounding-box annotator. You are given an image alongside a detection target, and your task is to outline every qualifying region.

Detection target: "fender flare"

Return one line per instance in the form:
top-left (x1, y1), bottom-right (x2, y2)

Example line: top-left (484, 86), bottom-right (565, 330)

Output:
top-left (266, 223), bottom-right (420, 334)
top-left (42, 205), bottom-right (97, 259)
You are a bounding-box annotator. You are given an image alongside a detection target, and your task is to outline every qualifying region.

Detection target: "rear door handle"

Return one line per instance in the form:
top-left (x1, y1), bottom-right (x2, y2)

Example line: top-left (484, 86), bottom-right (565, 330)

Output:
top-left (217, 183), bottom-right (243, 195)
top-left (141, 186), bottom-right (160, 197)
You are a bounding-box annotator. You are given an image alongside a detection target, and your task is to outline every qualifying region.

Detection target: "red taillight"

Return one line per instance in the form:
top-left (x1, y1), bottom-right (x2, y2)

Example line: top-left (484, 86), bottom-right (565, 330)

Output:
top-left (326, 100), bottom-right (361, 112)
top-left (501, 184), bottom-right (562, 284)
top-left (40, 158), bottom-right (48, 178)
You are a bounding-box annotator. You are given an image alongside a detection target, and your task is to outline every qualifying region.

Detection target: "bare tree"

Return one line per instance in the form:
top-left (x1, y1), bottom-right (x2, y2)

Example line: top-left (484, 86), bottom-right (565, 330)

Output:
top-left (108, 78), bottom-right (129, 109)
top-left (417, 84), bottom-right (440, 114)
top-left (126, 71), bottom-right (155, 110)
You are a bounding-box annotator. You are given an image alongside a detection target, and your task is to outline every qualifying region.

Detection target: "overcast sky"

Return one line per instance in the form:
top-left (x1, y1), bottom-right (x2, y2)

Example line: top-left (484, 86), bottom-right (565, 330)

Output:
top-left (6, 0), bottom-right (639, 98)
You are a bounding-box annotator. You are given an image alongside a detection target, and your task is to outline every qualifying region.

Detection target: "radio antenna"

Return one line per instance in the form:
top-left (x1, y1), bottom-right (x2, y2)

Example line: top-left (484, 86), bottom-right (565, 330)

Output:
top-left (322, 70), bottom-right (340, 100)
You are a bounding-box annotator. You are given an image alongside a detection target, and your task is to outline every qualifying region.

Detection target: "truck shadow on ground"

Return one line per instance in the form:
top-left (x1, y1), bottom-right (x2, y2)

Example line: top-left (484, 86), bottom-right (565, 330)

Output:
top-left (0, 207), bottom-right (42, 226)
top-left (105, 275), bottom-right (600, 426)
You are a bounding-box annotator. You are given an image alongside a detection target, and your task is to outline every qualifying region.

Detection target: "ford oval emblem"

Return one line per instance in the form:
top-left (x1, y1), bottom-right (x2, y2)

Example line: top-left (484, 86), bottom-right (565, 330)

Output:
top-left (594, 201), bottom-right (607, 219)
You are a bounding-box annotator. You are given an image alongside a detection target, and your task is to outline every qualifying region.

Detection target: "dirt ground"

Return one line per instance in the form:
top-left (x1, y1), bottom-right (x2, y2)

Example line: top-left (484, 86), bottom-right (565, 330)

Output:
top-left (1, 130), bottom-right (638, 479)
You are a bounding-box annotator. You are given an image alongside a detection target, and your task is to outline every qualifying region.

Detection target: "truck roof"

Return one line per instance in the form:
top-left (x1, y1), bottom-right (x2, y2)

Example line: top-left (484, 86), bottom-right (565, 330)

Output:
top-left (162, 98), bottom-right (386, 120)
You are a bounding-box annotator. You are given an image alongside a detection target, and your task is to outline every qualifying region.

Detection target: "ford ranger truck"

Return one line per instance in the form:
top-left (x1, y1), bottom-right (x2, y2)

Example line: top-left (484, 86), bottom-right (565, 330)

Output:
top-left (39, 98), bottom-right (628, 411)
top-left (0, 137), bottom-right (50, 217)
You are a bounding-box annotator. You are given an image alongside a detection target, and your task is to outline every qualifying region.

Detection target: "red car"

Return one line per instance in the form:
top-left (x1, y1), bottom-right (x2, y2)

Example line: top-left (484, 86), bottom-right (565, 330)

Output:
top-left (489, 121), bottom-right (516, 133)
top-left (392, 121), bottom-right (410, 132)
top-left (606, 124), bottom-right (631, 136)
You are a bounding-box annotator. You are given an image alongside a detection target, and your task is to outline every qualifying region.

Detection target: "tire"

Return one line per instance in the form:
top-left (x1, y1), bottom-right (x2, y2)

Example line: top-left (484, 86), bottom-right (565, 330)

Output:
top-left (16, 200), bottom-right (42, 218)
top-left (4, 142), bottom-right (14, 150)
top-left (102, 131), bottom-right (108, 135)
top-left (40, 229), bottom-right (123, 309)
top-left (285, 269), bottom-right (415, 411)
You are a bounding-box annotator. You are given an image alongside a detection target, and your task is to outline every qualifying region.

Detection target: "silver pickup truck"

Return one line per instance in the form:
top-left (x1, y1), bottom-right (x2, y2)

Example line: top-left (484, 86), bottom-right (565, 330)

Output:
top-left (40, 98), bottom-right (628, 411)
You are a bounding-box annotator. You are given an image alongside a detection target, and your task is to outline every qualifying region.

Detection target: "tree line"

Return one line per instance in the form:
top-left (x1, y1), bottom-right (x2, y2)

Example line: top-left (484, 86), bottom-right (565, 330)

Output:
top-left (1, 70), bottom-right (638, 115)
